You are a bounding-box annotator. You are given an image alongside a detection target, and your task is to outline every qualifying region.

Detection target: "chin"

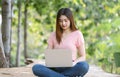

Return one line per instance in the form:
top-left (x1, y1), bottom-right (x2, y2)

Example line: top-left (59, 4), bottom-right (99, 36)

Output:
top-left (62, 28), bottom-right (67, 30)
top-left (62, 27), bottom-right (67, 30)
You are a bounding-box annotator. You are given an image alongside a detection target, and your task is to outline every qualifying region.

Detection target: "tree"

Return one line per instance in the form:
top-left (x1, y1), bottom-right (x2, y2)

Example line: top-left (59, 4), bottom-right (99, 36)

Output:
top-left (9, 0), bottom-right (14, 67)
top-left (1, 0), bottom-right (11, 67)
top-left (0, 30), bottom-right (8, 68)
top-left (16, 0), bottom-right (22, 67)
top-left (24, 0), bottom-right (29, 60)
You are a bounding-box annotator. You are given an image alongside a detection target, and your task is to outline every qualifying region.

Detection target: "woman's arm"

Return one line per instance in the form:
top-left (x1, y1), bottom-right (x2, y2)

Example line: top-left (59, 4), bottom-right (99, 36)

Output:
top-left (47, 32), bottom-right (55, 49)
top-left (74, 43), bottom-right (86, 63)
top-left (47, 44), bottom-right (53, 49)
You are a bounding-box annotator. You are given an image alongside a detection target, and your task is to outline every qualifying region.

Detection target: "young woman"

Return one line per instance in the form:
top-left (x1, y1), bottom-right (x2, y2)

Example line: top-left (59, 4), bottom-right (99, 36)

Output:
top-left (32, 8), bottom-right (89, 77)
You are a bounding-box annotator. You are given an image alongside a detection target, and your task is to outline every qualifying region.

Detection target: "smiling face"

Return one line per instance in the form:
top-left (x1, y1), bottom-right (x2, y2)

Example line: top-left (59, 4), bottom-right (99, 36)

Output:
top-left (58, 15), bottom-right (71, 31)
top-left (56, 8), bottom-right (77, 44)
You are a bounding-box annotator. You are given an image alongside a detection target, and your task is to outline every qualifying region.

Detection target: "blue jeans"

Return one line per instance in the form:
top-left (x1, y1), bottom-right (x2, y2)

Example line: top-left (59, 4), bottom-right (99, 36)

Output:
top-left (32, 61), bottom-right (89, 77)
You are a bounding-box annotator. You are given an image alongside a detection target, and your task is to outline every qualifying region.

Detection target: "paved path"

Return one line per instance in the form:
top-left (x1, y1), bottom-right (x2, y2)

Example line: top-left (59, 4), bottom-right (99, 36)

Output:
top-left (85, 65), bottom-right (120, 77)
top-left (0, 60), bottom-right (120, 77)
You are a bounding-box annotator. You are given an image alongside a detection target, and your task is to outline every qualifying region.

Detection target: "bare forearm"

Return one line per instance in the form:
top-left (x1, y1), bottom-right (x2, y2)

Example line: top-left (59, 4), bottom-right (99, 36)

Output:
top-left (73, 56), bottom-right (86, 65)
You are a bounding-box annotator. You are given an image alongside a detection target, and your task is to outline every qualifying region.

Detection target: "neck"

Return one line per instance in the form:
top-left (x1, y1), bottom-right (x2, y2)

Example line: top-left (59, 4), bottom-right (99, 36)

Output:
top-left (63, 28), bottom-right (71, 34)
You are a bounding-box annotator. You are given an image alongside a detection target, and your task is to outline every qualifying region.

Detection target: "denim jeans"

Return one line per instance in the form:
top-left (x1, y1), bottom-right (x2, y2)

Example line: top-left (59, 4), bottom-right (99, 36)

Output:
top-left (32, 61), bottom-right (89, 77)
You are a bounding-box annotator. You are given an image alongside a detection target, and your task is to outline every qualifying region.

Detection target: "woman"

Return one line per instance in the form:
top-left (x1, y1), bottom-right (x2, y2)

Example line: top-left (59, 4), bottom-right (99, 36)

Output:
top-left (32, 8), bottom-right (89, 77)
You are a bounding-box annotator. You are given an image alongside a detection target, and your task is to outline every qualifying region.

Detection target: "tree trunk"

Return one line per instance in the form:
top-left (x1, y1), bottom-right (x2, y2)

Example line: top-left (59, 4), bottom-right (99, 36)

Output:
top-left (0, 15), bottom-right (1, 25)
top-left (9, 0), bottom-right (14, 67)
top-left (16, 0), bottom-right (21, 67)
top-left (1, 0), bottom-right (11, 67)
top-left (24, 0), bottom-right (29, 60)
top-left (0, 31), bottom-right (8, 68)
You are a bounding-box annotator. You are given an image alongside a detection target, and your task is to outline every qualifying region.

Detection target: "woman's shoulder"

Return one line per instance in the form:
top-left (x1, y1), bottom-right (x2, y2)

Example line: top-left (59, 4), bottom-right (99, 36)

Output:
top-left (73, 30), bottom-right (83, 35)
top-left (49, 31), bottom-right (56, 37)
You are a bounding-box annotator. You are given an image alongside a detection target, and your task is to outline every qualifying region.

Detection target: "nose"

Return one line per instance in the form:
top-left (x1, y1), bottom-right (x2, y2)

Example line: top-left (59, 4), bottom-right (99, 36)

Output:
top-left (62, 21), bottom-right (65, 26)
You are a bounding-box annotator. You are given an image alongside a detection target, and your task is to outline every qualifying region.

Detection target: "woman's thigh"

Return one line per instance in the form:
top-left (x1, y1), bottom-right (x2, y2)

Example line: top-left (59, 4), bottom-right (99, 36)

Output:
top-left (61, 61), bottom-right (89, 77)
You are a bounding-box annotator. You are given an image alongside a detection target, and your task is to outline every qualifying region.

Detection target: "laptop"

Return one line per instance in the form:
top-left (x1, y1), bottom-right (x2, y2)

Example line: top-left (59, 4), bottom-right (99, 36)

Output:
top-left (44, 49), bottom-right (73, 67)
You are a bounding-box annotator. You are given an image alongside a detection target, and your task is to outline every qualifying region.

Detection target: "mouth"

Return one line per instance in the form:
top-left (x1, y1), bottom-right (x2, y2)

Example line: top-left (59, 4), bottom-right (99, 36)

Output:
top-left (62, 25), bottom-right (67, 27)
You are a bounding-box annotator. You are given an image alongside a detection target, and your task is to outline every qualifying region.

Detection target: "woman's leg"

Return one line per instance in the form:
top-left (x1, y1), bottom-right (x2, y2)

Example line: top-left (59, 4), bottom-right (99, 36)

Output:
top-left (32, 64), bottom-right (65, 77)
top-left (61, 61), bottom-right (89, 77)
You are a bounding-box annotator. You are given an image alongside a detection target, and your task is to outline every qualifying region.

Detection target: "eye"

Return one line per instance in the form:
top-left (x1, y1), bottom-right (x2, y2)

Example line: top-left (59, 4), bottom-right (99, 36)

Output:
top-left (65, 20), bottom-right (68, 22)
top-left (58, 19), bottom-right (62, 22)
top-left (64, 19), bottom-right (69, 22)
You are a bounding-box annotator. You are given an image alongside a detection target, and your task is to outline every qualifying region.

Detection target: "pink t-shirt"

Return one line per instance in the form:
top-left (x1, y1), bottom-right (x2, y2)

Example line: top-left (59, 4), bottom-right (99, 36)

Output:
top-left (47, 30), bottom-right (85, 61)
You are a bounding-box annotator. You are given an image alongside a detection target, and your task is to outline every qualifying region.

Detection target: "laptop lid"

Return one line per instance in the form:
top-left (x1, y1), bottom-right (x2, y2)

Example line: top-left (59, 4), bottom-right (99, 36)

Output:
top-left (44, 49), bottom-right (73, 67)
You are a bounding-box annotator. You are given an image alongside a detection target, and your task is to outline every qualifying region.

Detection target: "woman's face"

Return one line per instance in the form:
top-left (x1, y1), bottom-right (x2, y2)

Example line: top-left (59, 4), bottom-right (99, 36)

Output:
top-left (58, 15), bottom-right (70, 31)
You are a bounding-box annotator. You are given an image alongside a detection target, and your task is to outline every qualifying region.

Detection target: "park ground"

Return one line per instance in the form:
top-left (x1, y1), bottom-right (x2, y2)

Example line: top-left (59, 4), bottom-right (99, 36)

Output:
top-left (0, 59), bottom-right (120, 77)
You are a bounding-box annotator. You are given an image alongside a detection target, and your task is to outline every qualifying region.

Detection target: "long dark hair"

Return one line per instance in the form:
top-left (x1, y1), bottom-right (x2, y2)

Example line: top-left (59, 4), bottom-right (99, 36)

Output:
top-left (56, 8), bottom-right (77, 44)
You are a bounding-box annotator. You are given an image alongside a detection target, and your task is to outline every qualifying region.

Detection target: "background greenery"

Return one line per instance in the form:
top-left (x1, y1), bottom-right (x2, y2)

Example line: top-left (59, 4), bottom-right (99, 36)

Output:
top-left (1, 0), bottom-right (120, 74)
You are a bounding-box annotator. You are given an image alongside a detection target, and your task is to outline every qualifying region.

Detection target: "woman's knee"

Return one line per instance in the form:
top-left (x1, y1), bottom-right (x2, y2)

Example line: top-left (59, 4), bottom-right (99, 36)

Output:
top-left (77, 61), bottom-right (89, 73)
top-left (32, 64), bottom-right (40, 72)
top-left (32, 64), bottom-right (44, 76)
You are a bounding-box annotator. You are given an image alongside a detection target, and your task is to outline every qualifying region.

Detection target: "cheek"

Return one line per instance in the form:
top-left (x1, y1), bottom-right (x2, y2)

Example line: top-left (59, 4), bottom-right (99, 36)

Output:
top-left (67, 22), bottom-right (70, 26)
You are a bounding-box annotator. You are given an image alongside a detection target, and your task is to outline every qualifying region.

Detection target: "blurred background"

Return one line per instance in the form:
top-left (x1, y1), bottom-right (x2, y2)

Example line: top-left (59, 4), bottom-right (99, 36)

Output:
top-left (0, 0), bottom-right (120, 74)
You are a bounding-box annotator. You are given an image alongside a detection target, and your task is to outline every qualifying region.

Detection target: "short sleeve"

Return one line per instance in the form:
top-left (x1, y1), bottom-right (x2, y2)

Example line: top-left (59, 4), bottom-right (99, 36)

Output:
top-left (75, 31), bottom-right (85, 48)
top-left (47, 32), bottom-right (55, 48)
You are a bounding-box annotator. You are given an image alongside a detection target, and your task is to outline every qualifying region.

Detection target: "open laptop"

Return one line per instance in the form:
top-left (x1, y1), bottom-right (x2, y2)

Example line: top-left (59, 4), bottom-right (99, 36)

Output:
top-left (44, 49), bottom-right (73, 67)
